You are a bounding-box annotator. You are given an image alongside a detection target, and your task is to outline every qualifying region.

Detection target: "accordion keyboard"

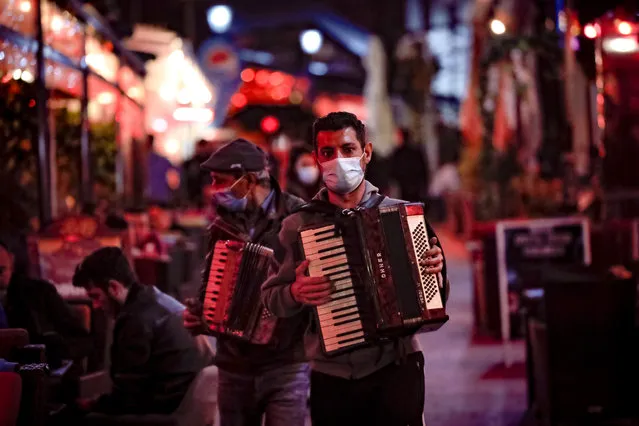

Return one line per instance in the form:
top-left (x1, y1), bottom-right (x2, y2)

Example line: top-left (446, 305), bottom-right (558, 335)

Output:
top-left (300, 224), bottom-right (366, 354)
top-left (203, 244), bottom-right (229, 322)
top-left (406, 215), bottom-right (443, 310)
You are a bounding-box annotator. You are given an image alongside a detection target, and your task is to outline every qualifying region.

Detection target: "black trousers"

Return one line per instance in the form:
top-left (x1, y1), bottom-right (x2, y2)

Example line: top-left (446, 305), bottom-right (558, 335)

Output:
top-left (310, 351), bottom-right (425, 426)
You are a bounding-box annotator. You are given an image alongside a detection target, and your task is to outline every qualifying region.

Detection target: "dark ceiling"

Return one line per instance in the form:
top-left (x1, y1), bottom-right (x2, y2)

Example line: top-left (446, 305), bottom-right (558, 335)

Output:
top-left (106, 0), bottom-right (414, 93)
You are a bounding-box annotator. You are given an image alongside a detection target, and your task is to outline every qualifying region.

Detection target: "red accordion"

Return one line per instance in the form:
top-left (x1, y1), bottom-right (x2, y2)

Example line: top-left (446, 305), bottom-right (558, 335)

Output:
top-left (202, 240), bottom-right (277, 344)
top-left (299, 202), bottom-right (448, 356)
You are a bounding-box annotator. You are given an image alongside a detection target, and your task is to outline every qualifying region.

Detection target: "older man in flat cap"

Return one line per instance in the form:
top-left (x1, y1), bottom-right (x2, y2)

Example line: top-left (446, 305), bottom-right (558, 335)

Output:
top-left (183, 138), bottom-right (310, 426)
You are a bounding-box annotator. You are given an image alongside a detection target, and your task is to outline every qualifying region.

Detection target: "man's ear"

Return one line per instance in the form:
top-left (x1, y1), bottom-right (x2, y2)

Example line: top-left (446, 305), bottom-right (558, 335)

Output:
top-left (108, 279), bottom-right (123, 297)
top-left (312, 151), bottom-right (321, 169)
top-left (363, 142), bottom-right (373, 165)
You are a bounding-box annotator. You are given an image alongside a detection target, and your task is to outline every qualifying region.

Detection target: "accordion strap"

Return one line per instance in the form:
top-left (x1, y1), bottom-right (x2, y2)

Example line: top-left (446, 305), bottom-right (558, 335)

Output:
top-left (294, 194), bottom-right (387, 217)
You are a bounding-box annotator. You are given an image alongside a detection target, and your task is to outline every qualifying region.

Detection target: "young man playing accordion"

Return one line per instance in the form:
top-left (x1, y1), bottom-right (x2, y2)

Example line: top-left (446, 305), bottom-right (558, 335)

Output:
top-left (262, 112), bottom-right (449, 426)
top-left (182, 138), bottom-right (310, 426)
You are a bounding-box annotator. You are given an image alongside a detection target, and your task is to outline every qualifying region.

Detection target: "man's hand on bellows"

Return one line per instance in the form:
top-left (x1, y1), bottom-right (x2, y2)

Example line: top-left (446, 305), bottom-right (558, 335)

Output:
top-left (290, 260), bottom-right (333, 306)
top-left (419, 237), bottom-right (444, 274)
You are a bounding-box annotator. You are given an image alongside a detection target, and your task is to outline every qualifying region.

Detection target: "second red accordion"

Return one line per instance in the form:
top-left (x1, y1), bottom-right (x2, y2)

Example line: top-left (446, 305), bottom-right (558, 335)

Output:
top-left (202, 240), bottom-right (277, 344)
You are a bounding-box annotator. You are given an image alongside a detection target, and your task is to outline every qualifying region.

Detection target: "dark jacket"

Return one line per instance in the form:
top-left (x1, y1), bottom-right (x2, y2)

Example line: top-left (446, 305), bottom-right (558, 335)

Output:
top-left (5, 275), bottom-right (93, 366)
top-left (199, 177), bottom-right (308, 374)
top-left (94, 283), bottom-right (203, 415)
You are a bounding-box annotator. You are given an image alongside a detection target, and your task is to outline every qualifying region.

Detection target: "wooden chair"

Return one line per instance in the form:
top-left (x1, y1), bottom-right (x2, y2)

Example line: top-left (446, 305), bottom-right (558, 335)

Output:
top-left (0, 329), bottom-right (29, 360)
top-left (86, 365), bottom-right (219, 426)
top-left (0, 372), bottom-right (22, 426)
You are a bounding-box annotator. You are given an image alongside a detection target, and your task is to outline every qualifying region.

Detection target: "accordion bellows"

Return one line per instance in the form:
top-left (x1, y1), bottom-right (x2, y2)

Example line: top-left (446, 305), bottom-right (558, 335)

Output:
top-left (300, 203), bottom-right (449, 356)
top-left (203, 240), bottom-right (277, 344)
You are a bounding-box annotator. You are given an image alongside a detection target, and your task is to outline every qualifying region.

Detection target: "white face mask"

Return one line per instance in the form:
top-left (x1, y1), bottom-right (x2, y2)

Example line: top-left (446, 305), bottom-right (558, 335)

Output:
top-left (296, 166), bottom-right (320, 186)
top-left (320, 154), bottom-right (366, 194)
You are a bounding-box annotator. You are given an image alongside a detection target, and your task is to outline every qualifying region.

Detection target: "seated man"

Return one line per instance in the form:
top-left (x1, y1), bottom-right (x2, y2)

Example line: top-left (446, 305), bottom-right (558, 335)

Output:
top-left (72, 247), bottom-right (204, 415)
top-left (0, 240), bottom-right (93, 367)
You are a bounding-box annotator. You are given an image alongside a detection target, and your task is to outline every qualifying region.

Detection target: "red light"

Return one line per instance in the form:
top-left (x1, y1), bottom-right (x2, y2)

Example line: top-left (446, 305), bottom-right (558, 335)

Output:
top-left (64, 235), bottom-right (80, 243)
top-left (231, 93), bottom-right (247, 108)
top-left (255, 70), bottom-right (270, 86)
top-left (260, 115), bottom-right (280, 134)
top-left (29, 99), bottom-right (36, 107)
top-left (584, 24), bottom-right (597, 39)
top-left (241, 68), bottom-right (255, 82)
top-left (269, 72), bottom-right (284, 86)
top-left (618, 21), bottom-right (632, 35)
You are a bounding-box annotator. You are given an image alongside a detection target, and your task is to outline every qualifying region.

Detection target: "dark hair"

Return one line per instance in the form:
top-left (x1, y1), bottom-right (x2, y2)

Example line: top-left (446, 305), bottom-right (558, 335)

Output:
top-left (400, 128), bottom-right (411, 145)
top-left (312, 112), bottom-right (366, 151)
top-left (73, 247), bottom-right (137, 291)
top-left (0, 239), bottom-right (9, 255)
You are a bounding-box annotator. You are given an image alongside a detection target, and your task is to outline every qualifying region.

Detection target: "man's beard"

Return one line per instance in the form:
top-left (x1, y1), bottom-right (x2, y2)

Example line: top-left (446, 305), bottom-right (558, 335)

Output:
top-left (101, 296), bottom-right (122, 317)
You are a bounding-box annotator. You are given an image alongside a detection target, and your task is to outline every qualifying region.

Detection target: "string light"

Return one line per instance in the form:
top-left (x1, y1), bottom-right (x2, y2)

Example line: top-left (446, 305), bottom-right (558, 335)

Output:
top-left (594, 23), bottom-right (606, 158)
top-left (490, 19), bottom-right (506, 35)
top-left (231, 93), bottom-right (247, 108)
top-left (241, 68), bottom-right (255, 82)
top-left (584, 24), bottom-right (597, 39)
top-left (19, 1), bottom-right (31, 13)
top-left (617, 21), bottom-right (632, 35)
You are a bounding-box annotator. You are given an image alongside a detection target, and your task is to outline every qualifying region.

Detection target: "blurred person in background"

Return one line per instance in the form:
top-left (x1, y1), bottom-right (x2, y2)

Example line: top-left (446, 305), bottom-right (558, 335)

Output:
top-left (183, 139), bottom-right (214, 208)
top-left (125, 208), bottom-right (165, 257)
top-left (182, 138), bottom-right (310, 426)
top-left (0, 239), bottom-right (93, 368)
top-left (286, 146), bottom-right (322, 201)
top-left (390, 128), bottom-right (430, 202)
top-left (429, 151), bottom-right (462, 228)
top-left (145, 135), bottom-right (180, 205)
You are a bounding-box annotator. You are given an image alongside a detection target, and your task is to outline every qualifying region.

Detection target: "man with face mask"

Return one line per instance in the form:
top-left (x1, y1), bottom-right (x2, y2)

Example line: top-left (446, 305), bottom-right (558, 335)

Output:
top-left (182, 138), bottom-right (310, 426)
top-left (262, 112), bottom-right (449, 426)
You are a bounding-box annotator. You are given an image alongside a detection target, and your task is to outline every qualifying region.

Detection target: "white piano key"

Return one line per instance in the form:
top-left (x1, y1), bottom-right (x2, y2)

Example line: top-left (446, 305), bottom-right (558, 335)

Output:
top-left (300, 225), bottom-right (336, 239)
top-left (318, 305), bottom-right (359, 319)
top-left (320, 312), bottom-right (361, 328)
top-left (321, 323), bottom-right (363, 340)
top-left (302, 238), bottom-right (345, 253)
top-left (329, 288), bottom-right (355, 300)
top-left (326, 337), bottom-right (366, 352)
top-left (313, 255), bottom-right (348, 270)
top-left (305, 247), bottom-right (346, 261)
top-left (323, 329), bottom-right (364, 345)
top-left (317, 296), bottom-right (357, 314)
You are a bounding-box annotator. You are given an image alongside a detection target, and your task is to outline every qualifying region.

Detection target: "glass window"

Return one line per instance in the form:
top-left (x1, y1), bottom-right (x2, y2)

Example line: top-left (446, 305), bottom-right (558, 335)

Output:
top-left (42, 0), bottom-right (83, 64)
top-left (0, 0), bottom-right (37, 38)
top-left (0, 39), bottom-right (39, 227)
top-left (88, 74), bottom-right (117, 202)
top-left (47, 60), bottom-right (83, 216)
top-left (119, 96), bottom-right (145, 203)
top-left (119, 65), bottom-right (145, 103)
top-left (85, 31), bottom-right (118, 83)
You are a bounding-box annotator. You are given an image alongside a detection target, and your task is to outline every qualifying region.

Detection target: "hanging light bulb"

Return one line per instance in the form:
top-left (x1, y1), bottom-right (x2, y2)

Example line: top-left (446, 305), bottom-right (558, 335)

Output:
top-left (584, 24), bottom-right (597, 39)
top-left (300, 30), bottom-right (323, 54)
top-left (490, 19), bottom-right (506, 35)
top-left (19, 1), bottom-right (32, 13)
top-left (617, 21), bottom-right (632, 35)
